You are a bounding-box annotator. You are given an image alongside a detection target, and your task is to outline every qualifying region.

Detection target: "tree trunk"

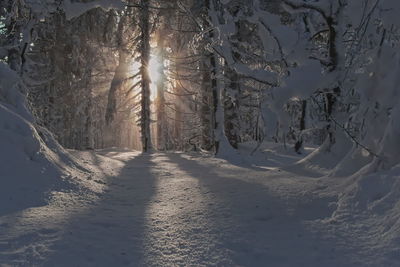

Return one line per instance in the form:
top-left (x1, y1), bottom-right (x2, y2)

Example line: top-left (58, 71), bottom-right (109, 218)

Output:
top-left (295, 100), bottom-right (307, 153)
top-left (106, 11), bottom-right (128, 125)
top-left (200, 54), bottom-right (214, 151)
top-left (139, 0), bottom-right (152, 152)
top-left (224, 68), bottom-right (240, 149)
top-left (156, 34), bottom-right (167, 150)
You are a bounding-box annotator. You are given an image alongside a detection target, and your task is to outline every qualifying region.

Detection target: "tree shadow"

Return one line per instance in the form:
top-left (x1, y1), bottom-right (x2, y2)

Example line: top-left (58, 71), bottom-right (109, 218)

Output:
top-left (39, 152), bottom-right (157, 266)
top-left (211, 148), bottom-right (306, 173)
top-left (0, 162), bottom-right (77, 217)
top-left (160, 153), bottom-right (352, 267)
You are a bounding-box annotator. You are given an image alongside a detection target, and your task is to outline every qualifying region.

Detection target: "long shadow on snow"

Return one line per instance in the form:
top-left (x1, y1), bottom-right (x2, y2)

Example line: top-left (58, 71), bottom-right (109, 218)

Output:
top-left (0, 165), bottom-right (77, 217)
top-left (163, 153), bottom-right (354, 267)
top-left (41, 152), bottom-right (157, 266)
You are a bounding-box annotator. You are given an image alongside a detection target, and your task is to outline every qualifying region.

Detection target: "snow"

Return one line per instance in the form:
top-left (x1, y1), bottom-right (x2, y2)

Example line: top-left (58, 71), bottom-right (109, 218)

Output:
top-left (379, 0), bottom-right (400, 27)
top-left (1, 145), bottom-right (400, 266)
top-left (209, 3), bottom-right (278, 86)
top-left (0, 63), bottom-right (32, 121)
top-left (2, 1), bottom-right (400, 265)
top-left (0, 62), bottom-right (87, 220)
top-left (271, 60), bottom-right (324, 129)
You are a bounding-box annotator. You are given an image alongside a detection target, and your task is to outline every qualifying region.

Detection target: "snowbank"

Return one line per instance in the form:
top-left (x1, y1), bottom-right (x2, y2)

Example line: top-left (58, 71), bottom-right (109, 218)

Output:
top-left (0, 0), bottom-right (127, 217)
top-left (0, 63), bottom-right (83, 216)
top-left (330, 164), bottom-right (400, 262)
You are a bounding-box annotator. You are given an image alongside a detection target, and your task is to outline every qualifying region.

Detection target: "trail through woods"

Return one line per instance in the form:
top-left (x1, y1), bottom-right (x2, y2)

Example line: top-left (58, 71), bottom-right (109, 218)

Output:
top-left (3, 1), bottom-right (400, 266)
top-left (1, 148), bottom-right (395, 266)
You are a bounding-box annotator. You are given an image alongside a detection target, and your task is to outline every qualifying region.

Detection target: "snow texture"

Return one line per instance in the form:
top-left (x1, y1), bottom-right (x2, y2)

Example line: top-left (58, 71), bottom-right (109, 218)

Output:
top-left (1, 145), bottom-right (400, 266)
top-left (0, 62), bottom-right (83, 217)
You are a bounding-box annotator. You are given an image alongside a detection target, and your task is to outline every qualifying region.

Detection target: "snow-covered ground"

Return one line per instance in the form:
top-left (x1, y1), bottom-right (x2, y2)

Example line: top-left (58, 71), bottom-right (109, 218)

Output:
top-left (1, 144), bottom-right (399, 266)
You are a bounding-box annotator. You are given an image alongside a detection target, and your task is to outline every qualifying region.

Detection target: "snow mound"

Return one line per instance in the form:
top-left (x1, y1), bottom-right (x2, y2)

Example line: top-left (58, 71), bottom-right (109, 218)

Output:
top-left (288, 131), bottom-right (353, 177)
top-left (0, 63), bottom-right (84, 216)
top-left (336, 165), bottom-right (400, 218)
top-left (234, 141), bottom-right (314, 169)
top-left (330, 164), bottom-right (400, 262)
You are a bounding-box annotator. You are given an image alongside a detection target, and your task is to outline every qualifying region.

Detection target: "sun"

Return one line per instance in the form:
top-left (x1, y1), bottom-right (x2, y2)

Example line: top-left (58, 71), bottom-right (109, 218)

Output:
top-left (129, 54), bottom-right (162, 84)
top-left (129, 54), bottom-right (163, 98)
top-left (148, 55), bottom-right (162, 84)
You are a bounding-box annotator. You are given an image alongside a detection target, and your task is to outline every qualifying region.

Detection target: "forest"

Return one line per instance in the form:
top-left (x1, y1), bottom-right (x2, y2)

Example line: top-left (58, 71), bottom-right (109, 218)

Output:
top-left (1, 0), bottom-right (400, 266)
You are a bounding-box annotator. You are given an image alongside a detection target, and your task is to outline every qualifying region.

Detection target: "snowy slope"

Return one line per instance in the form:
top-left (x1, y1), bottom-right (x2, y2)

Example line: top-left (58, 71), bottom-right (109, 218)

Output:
top-left (0, 62), bottom-right (88, 216)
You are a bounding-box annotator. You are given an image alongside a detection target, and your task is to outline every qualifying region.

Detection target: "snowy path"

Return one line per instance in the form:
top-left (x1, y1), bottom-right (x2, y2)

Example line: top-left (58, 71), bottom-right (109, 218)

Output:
top-left (0, 150), bottom-right (383, 266)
